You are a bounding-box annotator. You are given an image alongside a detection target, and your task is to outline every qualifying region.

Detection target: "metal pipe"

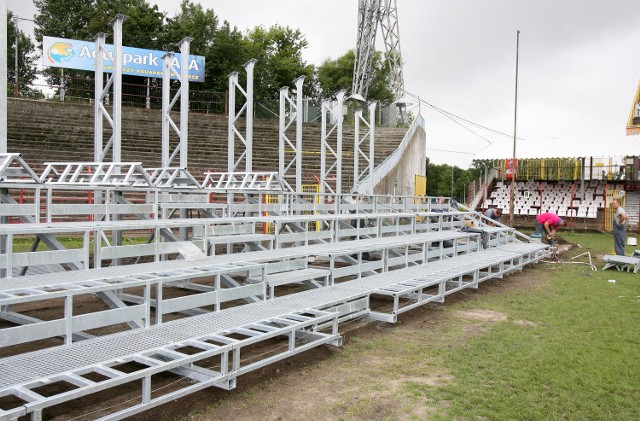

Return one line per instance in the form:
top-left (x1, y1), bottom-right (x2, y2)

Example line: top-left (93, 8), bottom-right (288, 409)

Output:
top-left (94, 33), bottom-right (106, 162)
top-left (111, 15), bottom-right (126, 164)
top-left (13, 16), bottom-right (18, 97)
top-left (509, 29), bottom-right (520, 226)
top-left (179, 38), bottom-right (191, 169)
top-left (0, 0), bottom-right (7, 153)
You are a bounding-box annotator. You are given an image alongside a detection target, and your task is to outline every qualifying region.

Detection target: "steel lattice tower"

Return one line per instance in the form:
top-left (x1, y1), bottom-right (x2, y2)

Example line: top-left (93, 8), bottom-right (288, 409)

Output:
top-left (352, 0), bottom-right (405, 103)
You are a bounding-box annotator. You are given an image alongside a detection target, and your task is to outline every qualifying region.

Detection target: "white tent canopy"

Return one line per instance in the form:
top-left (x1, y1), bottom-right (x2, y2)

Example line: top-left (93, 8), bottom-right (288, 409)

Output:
top-left (473, 135), bottom-right (640, 160)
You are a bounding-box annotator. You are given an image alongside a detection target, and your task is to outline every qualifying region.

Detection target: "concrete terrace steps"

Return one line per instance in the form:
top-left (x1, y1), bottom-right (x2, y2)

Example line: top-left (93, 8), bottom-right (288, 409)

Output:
top-left (7, 98), bottom-right (406, 188)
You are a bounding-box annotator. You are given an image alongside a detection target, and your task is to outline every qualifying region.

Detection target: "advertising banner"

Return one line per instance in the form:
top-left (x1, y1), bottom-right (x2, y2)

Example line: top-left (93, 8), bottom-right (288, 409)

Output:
top-left (42, 36), bottom-right (205, 82)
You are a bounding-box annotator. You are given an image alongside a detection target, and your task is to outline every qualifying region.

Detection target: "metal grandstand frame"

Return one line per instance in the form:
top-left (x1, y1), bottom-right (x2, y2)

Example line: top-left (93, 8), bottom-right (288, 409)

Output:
top-left (320, 90), bottom-right (346, 197)
top-left (161, 38), bottom-right (191, 169)
top-left (353, 102), bottom-right (376, 193)
top-left (228, 60), bottom-right (257, 173)
top-left (0, 242), bottom-right (548, 421)
top-left (94, 16), bottom-right (125, 164)
top-left (279, 76), bottom-right (305, 193)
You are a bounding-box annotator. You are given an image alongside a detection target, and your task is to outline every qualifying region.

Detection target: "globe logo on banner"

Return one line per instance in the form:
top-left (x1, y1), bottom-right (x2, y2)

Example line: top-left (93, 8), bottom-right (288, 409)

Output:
top-left (48, 42), bottom-right (75, 64)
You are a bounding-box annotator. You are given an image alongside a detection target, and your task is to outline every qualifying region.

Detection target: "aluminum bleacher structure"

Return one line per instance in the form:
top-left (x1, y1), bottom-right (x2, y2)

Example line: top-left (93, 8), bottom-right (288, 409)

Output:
top-left (0, 240), bottom-right (547, 420)
top-left (0, 155), bottom-right (550, 419)
top-left (0, 158), bottom-right (549, 419)
top-left (0, 17), bottom-right (549, 419)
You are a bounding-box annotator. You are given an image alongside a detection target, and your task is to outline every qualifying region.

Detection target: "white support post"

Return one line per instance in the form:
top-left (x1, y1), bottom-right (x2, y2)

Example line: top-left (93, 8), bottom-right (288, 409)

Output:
top-left (368, 102), bottom-right (376, 194)
top-left (245, 60), bottom-right (255, 173)
top-left (278, 85), bottom-right (289, 189)
top-left (227, 71), bottom-right (238, 173)
top-left (227, 59), bottom-right (257, 173)
top-left (320, 90), bottom-right (346, 198)
top-left (278, 76), bottom-right (306, 194)
top-left (94, 33), bottom-right (106, 162)
top-left (353, 101), bottom-right (377, 194)
top-left (320, 100), bottom-right (328, 197)
top-left (0, 0), bottom-right (7, 153)
top-left (160, 37), bottom-right (191, 169)
top-left (111, 15), bottom-right (125, 164)
top-left (294, 76), bottom-right (305, 193)
top-left (161, 53), bottom-right (173, 168)
top-left (179, 38), bottom-right (190, 168)
top-left (336, 91), bottom-right (344, 196)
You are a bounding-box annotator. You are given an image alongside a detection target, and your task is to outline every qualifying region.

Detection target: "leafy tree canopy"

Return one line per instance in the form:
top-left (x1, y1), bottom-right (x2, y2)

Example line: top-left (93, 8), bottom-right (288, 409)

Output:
top-left (317, 49), bottom-right (393, 103)
top-left (245, 24), bottom-right (315, 100)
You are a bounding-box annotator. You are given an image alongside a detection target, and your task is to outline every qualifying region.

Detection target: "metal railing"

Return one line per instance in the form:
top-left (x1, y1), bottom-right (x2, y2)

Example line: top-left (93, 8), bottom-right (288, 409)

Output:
top-left (355, 114), bottom-right (425, 194)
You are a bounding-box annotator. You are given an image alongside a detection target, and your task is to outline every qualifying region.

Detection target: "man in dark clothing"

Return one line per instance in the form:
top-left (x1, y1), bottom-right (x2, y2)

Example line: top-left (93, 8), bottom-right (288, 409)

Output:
top-left (484, 208), bottom-right (502, 226)
top-left (612, 199), bottom-right (628, 256)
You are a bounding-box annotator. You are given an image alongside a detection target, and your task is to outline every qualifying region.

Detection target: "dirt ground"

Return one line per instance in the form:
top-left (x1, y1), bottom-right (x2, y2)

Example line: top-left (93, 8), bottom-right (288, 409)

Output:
top-left (115, 269), bottom-right (544, 421)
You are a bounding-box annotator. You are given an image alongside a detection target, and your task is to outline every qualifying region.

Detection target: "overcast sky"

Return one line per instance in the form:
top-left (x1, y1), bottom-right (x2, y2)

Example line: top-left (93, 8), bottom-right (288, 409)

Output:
top-left (7, 0), bottom-right (640, 167)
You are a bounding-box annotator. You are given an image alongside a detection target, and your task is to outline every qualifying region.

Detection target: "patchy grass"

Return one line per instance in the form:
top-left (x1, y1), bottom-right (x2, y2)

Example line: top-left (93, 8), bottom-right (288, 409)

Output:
top-left (403, 233), bottom-right (640, 420)
top-left (10, 236), bottom-right (148, 253)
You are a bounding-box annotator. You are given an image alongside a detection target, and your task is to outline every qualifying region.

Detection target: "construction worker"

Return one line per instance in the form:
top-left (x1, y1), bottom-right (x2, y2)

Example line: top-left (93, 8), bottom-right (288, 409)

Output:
top-left (611, 199), bottom-right (628, 256)
top-left (535, 212), bottom-right (566, 245)
top-left (484, 207), bottom-right (502, 226)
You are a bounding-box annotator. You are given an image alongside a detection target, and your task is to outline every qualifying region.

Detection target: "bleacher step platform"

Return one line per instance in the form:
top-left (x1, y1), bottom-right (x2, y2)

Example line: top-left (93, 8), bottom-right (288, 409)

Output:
top-left (0, 242), bottom-right (548, 421)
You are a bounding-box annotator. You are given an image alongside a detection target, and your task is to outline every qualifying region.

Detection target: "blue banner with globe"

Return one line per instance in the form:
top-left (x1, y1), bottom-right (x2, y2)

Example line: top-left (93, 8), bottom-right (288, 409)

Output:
top-left (42, 36), bottom-right (205, 82)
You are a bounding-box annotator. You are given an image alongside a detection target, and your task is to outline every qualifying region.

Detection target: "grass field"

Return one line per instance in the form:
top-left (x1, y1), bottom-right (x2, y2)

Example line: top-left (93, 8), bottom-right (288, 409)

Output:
top-left (338, 231), bottom-right (640, 420)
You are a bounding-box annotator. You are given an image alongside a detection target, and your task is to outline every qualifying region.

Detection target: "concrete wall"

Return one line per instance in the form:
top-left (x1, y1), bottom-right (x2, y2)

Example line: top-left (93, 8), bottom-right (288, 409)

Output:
top-left (374, 124), bottom-right (426, 196)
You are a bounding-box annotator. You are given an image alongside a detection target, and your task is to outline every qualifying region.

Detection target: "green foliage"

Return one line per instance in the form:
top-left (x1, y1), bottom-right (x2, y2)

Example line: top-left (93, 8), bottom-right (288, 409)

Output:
top-left (33, 0), bottom-right (94, 45)
top-left (245, 24), bottom-right (315, 100)
top-left (89, 0), bottom-right (165, 49)
top-left (317, 49), bottom-right (393, 102)
top-left (205, 21), bottom-right (248, 92)
top-left (317, 50), bottom-right (355, 98)
top-left (6, 12), bottom-right (39, 92)
top-left (162, 0), bottom-right (217, 54)
top-left (426, 161), bottom-right (473, 201)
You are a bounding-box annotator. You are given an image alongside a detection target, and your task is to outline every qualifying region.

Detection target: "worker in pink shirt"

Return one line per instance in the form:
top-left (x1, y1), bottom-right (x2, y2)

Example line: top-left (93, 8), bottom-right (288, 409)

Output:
top-left (535, 212), bottom-right (567, 244)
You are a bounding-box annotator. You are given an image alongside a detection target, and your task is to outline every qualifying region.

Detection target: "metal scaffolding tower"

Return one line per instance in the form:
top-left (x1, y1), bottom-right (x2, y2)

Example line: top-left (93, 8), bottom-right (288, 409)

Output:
top-left (161, 38), bottom-right (192, 168)
top-left (352, 0), bottom-right (405, 103)
top-left (279, 76), bottom-right (305, 193)
top-left (353, 102), bottom-right (376, 193)
top-left (228, 60), bottom-right (257, 173)
top-left (94, 15), bottom-right (125, 163)
top-left (320, 90), bottom-right (346, 198)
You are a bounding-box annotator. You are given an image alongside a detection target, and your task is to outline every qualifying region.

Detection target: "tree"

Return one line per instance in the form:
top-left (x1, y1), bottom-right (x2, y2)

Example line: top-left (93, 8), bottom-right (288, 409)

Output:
top-left (163, 0), bottom-right (247, 93)
top-left (89, 0), bottom-right (165, 50)
top-left (33, 0), bottom-right (94, 45)
top-left (206, 21), bottom-right (249, 92)
top-left (245, 24), bottom-right (315, 101)
top-left (317, 50), bottom-right (354, 99)
top-left (162, 0), bottom-right (217, 54)
top-left (6, 12), bottom-right (40, 96)
top-left (317, 49), bottom-right (393, 103)
top-left (426, 162), bottom-right (474, 202)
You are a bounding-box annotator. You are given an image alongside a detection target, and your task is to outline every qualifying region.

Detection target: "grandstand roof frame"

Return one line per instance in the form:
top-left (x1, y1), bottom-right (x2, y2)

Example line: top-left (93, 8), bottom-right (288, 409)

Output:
top-left (474, 135), bottom-right (640, 160)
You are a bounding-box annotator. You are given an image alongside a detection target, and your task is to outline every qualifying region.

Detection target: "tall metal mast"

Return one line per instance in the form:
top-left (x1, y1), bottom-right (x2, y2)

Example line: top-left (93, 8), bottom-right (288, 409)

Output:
top-left (352, 0), bottom-right (405, 104)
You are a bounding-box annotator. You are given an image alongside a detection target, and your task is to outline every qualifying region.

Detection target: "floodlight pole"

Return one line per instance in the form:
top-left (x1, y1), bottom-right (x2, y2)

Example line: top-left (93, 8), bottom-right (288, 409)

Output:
top-left (509, 30), bottom-right (520, 226)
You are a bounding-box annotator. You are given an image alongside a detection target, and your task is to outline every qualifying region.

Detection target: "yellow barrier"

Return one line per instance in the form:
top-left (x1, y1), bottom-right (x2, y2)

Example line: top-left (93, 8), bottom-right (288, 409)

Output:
top-left (264, 184), bottom-right (320, 234)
